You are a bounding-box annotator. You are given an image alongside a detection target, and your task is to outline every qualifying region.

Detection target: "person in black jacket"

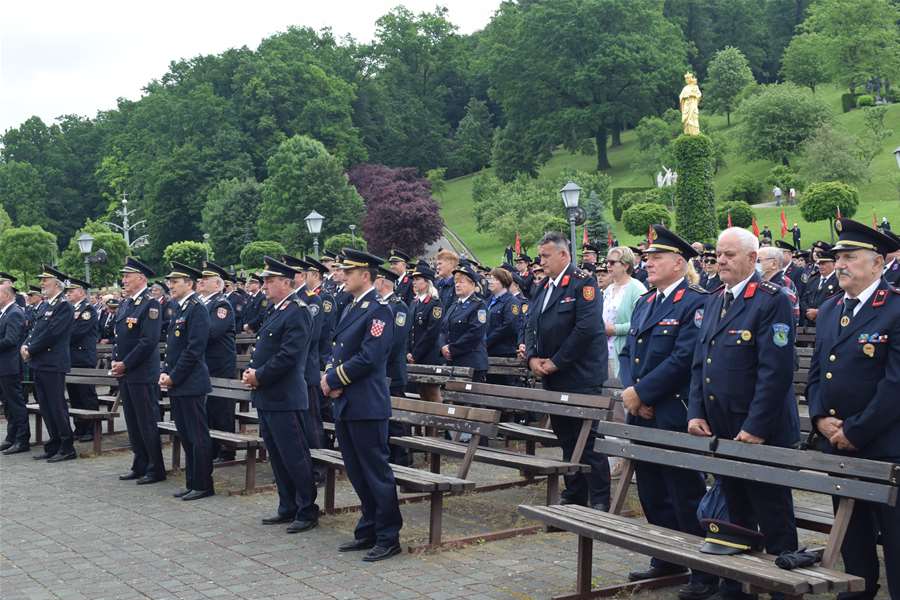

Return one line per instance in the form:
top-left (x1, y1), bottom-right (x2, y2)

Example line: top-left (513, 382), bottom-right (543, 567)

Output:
top-left (439, 264), bottom-right (488, 382)
top-left (241, 274), bottom-right (269, 333)
top-left (99, 297), bottom-right (118, 342)
top-left (485, 267), bottom-right (522, 386)
top-left (64, 277), bottom-right (100, 442)
top-left (161, 263), bottom-right (215, 501)
top-left (0, 284), bottom-right (29, 454)
top-left (375, 267), bottom-right (411, 466)
top-left (406, 263), bottom-right (442, 367)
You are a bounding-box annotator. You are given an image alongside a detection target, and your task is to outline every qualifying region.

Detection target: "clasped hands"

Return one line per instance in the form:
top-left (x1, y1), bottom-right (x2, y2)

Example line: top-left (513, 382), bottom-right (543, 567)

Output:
top-left (528, 357), bottom-right (559, 377)
top-left (621, 386), bottom-right (654, 420)
top-left (687, 418), bottom-right (765, 444)
top-left (816, 416), bottom-right (857, 451)
top-left (320, 374), bottom-right (343, 399)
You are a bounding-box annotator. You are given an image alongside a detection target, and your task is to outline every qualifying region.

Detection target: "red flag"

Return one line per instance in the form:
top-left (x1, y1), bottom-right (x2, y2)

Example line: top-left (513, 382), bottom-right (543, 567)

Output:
top-left (727, 211), bottom-right (733, 228)
top-left (836, 205), bottom-right (842, 220)
top-left (607, 228), bottom-right (614, 249)
top-left (582, 225), bottom-right (589, 246)
top-left (780, 209), bottom-right (788, 239)
top-left (514, 231), bottom-right (521, 255)
top-left (873, 211), bottom-right (877, 228)
top-left (752, 217), bottom-right (760, 238)
top-left (648, 224), bottom-right (653, 244)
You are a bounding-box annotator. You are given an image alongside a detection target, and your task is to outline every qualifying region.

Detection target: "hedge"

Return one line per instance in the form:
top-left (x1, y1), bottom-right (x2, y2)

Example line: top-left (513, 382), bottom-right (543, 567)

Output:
top-left (841, 93), bottom-right (858, 113)
top-left (611, 186), bottom-right (653, 220)
top-left (672, 134), bottom-right (717, 243)
top-left (716, 201), bottom-right (755, 229)
top-left (622, 203), bottom-right (672, 236)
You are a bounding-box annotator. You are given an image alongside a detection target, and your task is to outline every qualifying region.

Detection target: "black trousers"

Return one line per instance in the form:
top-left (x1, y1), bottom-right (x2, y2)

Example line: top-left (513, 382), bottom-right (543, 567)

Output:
top-left (121, 381), bottom-right (166, 479)
top-left (834, 496), bottom-right (900, 599)
top-left (258, 409), bottom-right (318, 522)
top-left (33, 369), bottom-right (74, 456)
top-left (335, 419), bottom-right (403, 546)
top-left (66, 381), bottom-right (99, 435)
top-left (550, 414), bottom-right (611, 507)
top-left (207, 395), bottom-right (236, 460)
top-left (172, 395), bottom-right (214, 492)
top-left (1, 374), bottom-right (29, 445)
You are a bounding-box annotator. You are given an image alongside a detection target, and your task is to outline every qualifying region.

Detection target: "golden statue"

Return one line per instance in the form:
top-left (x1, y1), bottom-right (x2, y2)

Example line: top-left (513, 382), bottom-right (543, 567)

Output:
top-left (679, 72), bottom-right (702, 135)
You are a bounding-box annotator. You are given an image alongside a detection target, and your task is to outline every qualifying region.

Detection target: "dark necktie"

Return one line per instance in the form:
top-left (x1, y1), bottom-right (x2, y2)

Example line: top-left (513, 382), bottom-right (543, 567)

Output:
top-left (643, 292), bottom-right (664, 328)
top-left (720, 291), bottom-right (734, 319)
top-left (841, 297), bottom-right (860, 326)
top-left (339, 300), bottom-right (356, 324)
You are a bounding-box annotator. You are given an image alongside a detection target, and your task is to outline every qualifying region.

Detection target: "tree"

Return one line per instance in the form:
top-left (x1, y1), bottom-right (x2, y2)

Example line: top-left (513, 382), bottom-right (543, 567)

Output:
top-left (800, 182), bottom-right (859, 235)
top-left (859, 106), bottom-right (894, 165)
top-left (0, 225), bottom-right (57, 284)
top-left (0, 161), bottom-right (49, 228)
top-left (797, 126), bottom-right (870, 185)
top-left (347, 164), bottom-right (444, 257)
top-left (324, 233), bottom-right (367, 253)
top-left (672, 134), bottom-right (717, 243)
top-left (480, 0), bottom-right (688, 170)
top-left (765, 166), bottom-right (805, 193)
top-left (58, 221), bottom-right (129, 287)
top-left (257, 135), bottom-right (364, 253)
top-left (705, 46), bottom-right (755, 126)
top-left (717, 201), bottom-right (755, 229)
top-left (163, 241), bottom-right (213, 268)
top-left (240, 241), bottom-right (286, 270)
top-left (584, 189), bottom-right (612, 246)
top-left (802, 0), bottom-right (900, 94)
top-left (449, 98), bottom-right (494, 176)
top-left (0, 206), bottom-right (11, 235)
top-left (622, 203), bottom-right (672, 236)
top-left (201, 178), bottom-right (263, 265)
top-left (737, 83), bottom-right (831, 165)
top-left (426, 168), bottom-right (447, 199)
top-left (781, 33), bottom-right (830, 93)
top-left (491, 123), bottom-right (541, 182)
top-left (723, 174), bottom-right (764, 204)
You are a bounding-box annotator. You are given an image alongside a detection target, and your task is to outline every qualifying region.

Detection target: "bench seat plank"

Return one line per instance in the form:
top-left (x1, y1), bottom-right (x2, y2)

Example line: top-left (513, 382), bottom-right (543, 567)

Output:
top-left (310, 448), bottom-right (473, 492)
top-left (497, 422), bottom-right (559, 445)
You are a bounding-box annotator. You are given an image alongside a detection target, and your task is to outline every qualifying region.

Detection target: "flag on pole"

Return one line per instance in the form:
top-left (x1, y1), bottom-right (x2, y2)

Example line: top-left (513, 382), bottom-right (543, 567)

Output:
top-left (582, 225), bottom-right (589, 247)
top-left (648, 224), bottom-right (653, 244)
top-left (607, 227), bottom-right (614, 249)
top-left (780, 209), bottom-right (788, 239)
top-left (514, 231), bottom-right (521, 255)
top-left (873, 211), bottom-right (877, 228)
top-left (727, 211), bottom-right (733, 228)
top-left (752, 217), bottom-right (760, 238)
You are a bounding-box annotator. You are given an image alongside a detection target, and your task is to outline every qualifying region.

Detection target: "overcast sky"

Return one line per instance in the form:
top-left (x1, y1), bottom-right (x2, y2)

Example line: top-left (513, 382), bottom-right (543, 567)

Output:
top-left (1, 0), bottom-right (502, 134)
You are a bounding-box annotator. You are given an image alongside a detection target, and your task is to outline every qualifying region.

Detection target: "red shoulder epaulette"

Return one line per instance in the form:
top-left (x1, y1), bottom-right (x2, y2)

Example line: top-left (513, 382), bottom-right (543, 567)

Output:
top-left (561, 274), bottom-right (571, 287)
top-left (872, 288), bottom-right (888, 307)
top-left (744, 281), bottom-right (758, 298)
top-left (673, 289), bottom-right (685, 303)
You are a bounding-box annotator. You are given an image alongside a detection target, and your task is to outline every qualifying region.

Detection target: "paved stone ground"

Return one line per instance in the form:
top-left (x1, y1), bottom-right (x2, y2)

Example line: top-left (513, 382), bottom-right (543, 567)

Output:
top-left (1, 417), bottom-right (890, 600)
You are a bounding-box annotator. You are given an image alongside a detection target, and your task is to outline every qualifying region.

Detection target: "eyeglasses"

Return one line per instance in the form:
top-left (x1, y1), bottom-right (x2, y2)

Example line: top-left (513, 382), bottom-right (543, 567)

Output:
top-left (703, 259), bottom-right (717, 265)
top-left (606, 260), bottom-right (621, 265)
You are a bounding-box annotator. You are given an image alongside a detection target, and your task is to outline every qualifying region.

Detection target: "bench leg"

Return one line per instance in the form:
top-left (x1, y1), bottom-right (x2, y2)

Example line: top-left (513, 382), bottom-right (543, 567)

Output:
top-left (429, 492), bottom-right (443, 547)
top-left (244, 447), bottom-right (257, 494)
top-left (92, 421), bottom-right (102, 455)
top-left (429, 452), bottom-right (441, 474)
top-left (325, 467), bottom-right (336, 514)
top-left (546, 474), bottom-right (560, 505)
top-left (526, 440), bottom-right (536, 455)
top-left (610, 459), bottom-right (634, 515)
top-left (822, 497), bottom-right (855, 570)
top-left (576, 535), bottom-right (593, 595)
top-left (106, 415), bottom-right (115, 434)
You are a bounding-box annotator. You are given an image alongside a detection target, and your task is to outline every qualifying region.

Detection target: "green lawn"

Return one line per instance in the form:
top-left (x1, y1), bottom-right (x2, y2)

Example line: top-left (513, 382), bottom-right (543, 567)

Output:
top-left (440, 85), bottom-right (900, 263)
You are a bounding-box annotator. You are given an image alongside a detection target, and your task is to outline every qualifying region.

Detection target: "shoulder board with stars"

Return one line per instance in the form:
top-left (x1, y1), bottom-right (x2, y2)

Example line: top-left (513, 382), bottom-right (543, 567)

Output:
top-left (757, 281), bottom-right (780, 295)
top-left (377, 297), bottom-right (389, 305)
top-left (293, 298), bottom-right (307, 308)
top-left (573, 268), bottom-right (588, 279)
top-left (689, 284), bottom-right (709, 294)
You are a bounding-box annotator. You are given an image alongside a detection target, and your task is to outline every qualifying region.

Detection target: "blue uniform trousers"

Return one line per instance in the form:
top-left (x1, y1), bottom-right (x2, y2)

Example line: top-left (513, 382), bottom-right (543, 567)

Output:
top-left (551, 414), bottom-right (610, 507)
top-left (258, 409), bottom-right (319, 522)
top-left (834, 496), bottom-right (900, 599)
top-left (122, 381), bottom-right (166, 479)
top-left (335, 419), bottom-right (403, 545)
top-left (1, 375), bottom-right (29, 445)
top-left (33, 369), bottom-right (74, 456)
top-left (171, 395), bottom-right (213, 492)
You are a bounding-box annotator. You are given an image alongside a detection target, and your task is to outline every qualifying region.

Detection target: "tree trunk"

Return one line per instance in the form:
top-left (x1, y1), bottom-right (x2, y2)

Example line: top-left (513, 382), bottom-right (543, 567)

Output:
top-left (612, 123), bottom-right (622, 147)
top-left (726, 110), bottom-right (731, 127)
top-left (595, 128), bottom-right (611, 171)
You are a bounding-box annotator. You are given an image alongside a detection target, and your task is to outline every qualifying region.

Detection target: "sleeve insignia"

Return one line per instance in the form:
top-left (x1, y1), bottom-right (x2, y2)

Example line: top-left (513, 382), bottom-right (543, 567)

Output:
top-left (148, 308), bottom-right (158, 320)
top-left (395, 311), bottom-right (407, 327)
top-left (81, 311), bottom-right (91, 320)
top-left (582, 286), bottom-right (596, 301)
top-left (432, 306), bottom-right (442, 319)
top-left (323, 300), bottom-right (333, 313)
top-left (361, 301), bottom-right (370, 309)
top-left (522, 303), bottom-right (529, 314)
top-left (477, 309), bottom-right (487, 323)
top-left (370, 319), bottom-right (386, 337)
top-left (216, 307), bottom-right (228, 319)
top-left (693, 309), bottom-right (704, 328)
top-left (772, 323), bottom-right (790, 347)
top-left (511, 304), bottom-right (519, 315)
top-left (308, 303), bottom-right (320, 317)
top-left (261, 299), bottom-right (268, 307)
top-left (134, 297), bottom-right (142, 306)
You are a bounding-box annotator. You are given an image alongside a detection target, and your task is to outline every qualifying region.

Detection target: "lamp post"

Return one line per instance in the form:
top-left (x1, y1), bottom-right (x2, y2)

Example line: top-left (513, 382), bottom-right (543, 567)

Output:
top-left (305, 210), bottom-right (325, 258)
top-left (104, 192), bottom-right (148, 249)
top-left (77, 233), bottom-right (95, 283)
top-left (560, 181), bottom-right (582, 257)
top-left (894, 146), bottom-right (900, 170)
top-left (349, 224), bottom-right (357, 248)
top-left (202, 233), bottom-right (210, 261)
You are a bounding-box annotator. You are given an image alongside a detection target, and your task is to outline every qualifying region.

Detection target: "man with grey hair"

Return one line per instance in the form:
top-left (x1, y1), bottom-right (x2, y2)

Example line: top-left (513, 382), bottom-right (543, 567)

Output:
top-left (759, 246), bottom-right (800, 326)
top-left (0, 283), bottom-right (29, 454)
top-left (21, 266), bottom-right (76, 461)
top-left (688, 227), bottom-right (799, 597)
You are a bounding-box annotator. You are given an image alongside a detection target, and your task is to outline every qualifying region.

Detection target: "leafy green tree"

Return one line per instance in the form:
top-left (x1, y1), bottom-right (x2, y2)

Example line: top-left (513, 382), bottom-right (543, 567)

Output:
top-left (201, 178), bottom-right (262, 265)
top-left (622, 203), bottom-right (672, 236)
top-left (717, 201), bottom-right (755, 229)
top-left (426, 168), bottom-right (447, 199)
top-left (797, 126), bottom-right (870, 185)
top-left (324, 233), bottom-right (367, 253)
top-left (0, 161), bottom-right (49, 227)
top-left (765, 166), bottom-right (805, 193)
top-left (737, 83), bottom-right (832, 165)
top-left (163, 241), bottom-right (213, 268)
top-left (491, 123), bottom-right (541, 182)
top-left (780, 33), bottom-right (830, 93)
top-left (859, 106), bottom-right (894, 164)
top-left (480, 0), bottom-right (688, 170)
top-left (240, 241), bottom-right (286, 271)
top-left (448, 97), bottom-right (494, 176)
top-left (58, 221), bottom-right (129, 287)
top-left (0, 206), bottom-right (12, 235)
top-left (257, 135), bottom-right (364, 253)
top-left (0, 225), bottom-right (57, 283)
top-left (584, 190), bottom-right (611, 245)
top-left (723, 174), bottom-right (764, 204)
top-left (705, 46), bottom-right (755, 126)
top-left (800, 181), bottom-right (859, 236)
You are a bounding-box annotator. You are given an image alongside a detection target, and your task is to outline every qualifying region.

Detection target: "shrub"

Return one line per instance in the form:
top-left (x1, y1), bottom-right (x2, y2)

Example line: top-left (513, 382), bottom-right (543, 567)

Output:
top-left (724, 174), bottom-right (764, 204)
top-left (163, 241), bottom-right (213, 268)
top-left (841, 93), bottom-right (858, 113)
top-left (611, 187), bottom-right (653, 220)
top-left (799, 181), bottom-right (859, 224)
top-left (716, 201), bottom-right (755, 229)
top-left (240, 241), bottom-right (286, 271)
top-left (324, 233), bottom-right (367, 253)
top-left (622, 203), bottom-right (672, 236)
top-left (764, 166), bottom-right (805, 192)
top-left (672, 134), bottom-right (717, 243)
top-left (856, 94), bottom-right (875, 108)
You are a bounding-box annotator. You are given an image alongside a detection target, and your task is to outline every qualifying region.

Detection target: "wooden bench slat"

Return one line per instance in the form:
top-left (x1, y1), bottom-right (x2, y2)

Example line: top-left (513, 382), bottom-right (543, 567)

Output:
top-left (442, 390), bottom-right (607, 421)
top-left (391, 436), bottom-right (586, 474)
top-left (446, 380), bottom-right (612, 409)
top-left (391, 396), bottom-right (500, 423)
top-left (310, 449), bottom-right (473, 492)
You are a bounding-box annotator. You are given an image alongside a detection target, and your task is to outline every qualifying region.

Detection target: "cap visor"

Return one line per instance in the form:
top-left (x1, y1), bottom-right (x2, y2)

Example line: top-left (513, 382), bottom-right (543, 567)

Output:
top-left (699, 541), bottom-right (743, 555)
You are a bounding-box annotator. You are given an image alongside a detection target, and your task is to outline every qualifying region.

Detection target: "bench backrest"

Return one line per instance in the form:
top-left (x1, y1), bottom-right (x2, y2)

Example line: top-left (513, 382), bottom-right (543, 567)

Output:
top-left (443, 380), bottom-right (610, 420)
top-left (209, 377), bottom-right (253, 401)
top-left (390, 396), bottom-right (499, 437)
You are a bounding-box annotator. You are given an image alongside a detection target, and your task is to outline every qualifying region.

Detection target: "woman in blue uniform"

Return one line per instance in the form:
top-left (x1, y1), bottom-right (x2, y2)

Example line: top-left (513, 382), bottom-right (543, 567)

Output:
top-left (439, 264), bottom-right (488, 382)
top-left (406, 263), bottom-right (442, 366)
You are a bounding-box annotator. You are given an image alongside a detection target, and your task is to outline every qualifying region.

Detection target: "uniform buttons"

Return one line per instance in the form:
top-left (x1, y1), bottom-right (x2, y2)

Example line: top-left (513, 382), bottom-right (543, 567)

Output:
top-left (708, 395), bottom-right (715, 401)
top-left (705, 377), bottom-right (710, 384)
top-left (706, 357), bottom-right (712, 364)
top-left (825, 372), bottom-right (833, 379)
top-left (663, 329), bottom-right (668, 334)
top-left (637, 339), bottom-right (643, 344)
top-left (829, 409), bottom-right (836, 416)
top-left (736, 340), bottom-right (742, 345)
top-left (829, 355), bottom-right (836, 362)
top-left (635, 378), bottom-right (641, 383)
top-left (634, 358), bottom-right (640, 364)
top-left (711, 340), bottom-right (716, 346)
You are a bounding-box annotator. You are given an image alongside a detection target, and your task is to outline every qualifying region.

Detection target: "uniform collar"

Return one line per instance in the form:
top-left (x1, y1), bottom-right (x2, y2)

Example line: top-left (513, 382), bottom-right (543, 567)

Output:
top-left (354, 286), bottom-right (375, 304)
top-left (657, 277), bottom-right (685, 300)
top-left (725, 271), bottom-right (754, 297)
top-left (547, 263), bottom-right (571, 289)
top-left (458, 293), bottom-right (474, 304)
top-left (178, 292), bottom-right (196, 310)
top-left (0, 300), bottom-right (13, 315)
top-left (842, 277), bottom-right (880, 312)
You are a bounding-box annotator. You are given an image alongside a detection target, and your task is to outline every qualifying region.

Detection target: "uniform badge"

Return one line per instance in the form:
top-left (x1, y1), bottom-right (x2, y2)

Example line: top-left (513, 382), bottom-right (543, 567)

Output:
top-left (370, 319), bottom-right (385, 337)
top-left (582, 286), bottom-right (596, 301)
top-left (862, 343), bottom-right (875, 357)
top-left (477, 309), bottom-right (487, 323)
top-left (148, 307), bottom-right (158, 320)
top-left (395, 312), bottom-right (406, 327)
top-left (81, 311), bottom-right (91, 320)
top-left (261, 299), bottom-right (268, 307)
top-left (308, 304), bottom-right (320, 317)
top-left (432, 306), bottom-right (442, 319)
top-left (561, 275), bottom-right (571, 287)
top-left (693, 309), bottom-right (704, 328)
top-left (522, 303), bottom-right (528, 314)
top-left (840, 315), bottom-right (850, 327)
top-left (511, 304), bottom-right (519, 315)
top-left (361, 301), bottom-right (370, 309)
top-left (175, 330), bottom-right (181, 337)
top-left (134, 297), bottom-right (142, 305)
top-left (323, 300), bottom-right (332, 313)
top-left (835, 219), bottom-right (843, 232)
top-left (772, 323), bottom-right (789, 347)
top-left (740, 330), bottom-right (752, 341)
top-left (217, 307), bottom-right (228, 319)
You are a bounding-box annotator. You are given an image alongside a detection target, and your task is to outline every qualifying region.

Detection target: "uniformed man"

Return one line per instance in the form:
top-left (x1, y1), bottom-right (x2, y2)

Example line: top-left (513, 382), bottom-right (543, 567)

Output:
top-left (388, 250), bottom-right (414, 307)
top-left (0, 283), bottom-right (29, 454)
top-left (759, 246), bottom-right (800, 327)
top-left (197, 262), bottom-right (237, 462)
top-left (435, 249), bottom-right (459, 309)
top-left (331, 264), bottom-right (353, 317)
top-left (320, 251), bottom-right (339, 295)
top-left (160, 263), bottom-right (215, 501)
top-left (224, 276), bottom-right (247, 332)
top-left (64, 276), bottom-right (100, 442)
top-left (581, 243), bottom-right (599, 269)
top-left (618, 226), bottom-right (717, 599)
top-left (688, 227), bottom-right (800, 597)
top-left (525, 232), bottom-right (611, 510)
top-left (243, 256), bottom-right (319, 534)
top-left (632, 246), bottom-right (649, 284)
top-left (241, 274), bottom-right (269, 333)
top-left (0, 272), bottom-right (25, 307)
top-left (806, 219), bottom-right (900, 598)
top-left (513, 254), bottom-right (534, 299)
top-left (113, 257), bottom-right (165, 484)
top-left (23, 286), bottom-right (44, 332)
top-left (304, 256), bottom-right (336, 371)
top-left (882, 230), bottom-right (900, 286)
top-left (375, 266), bottom-right (411, 466)
top-left (406, 263), bottom-right (442, 366)
top-left (801, 250), bottom-right (839, 324)
top-left (775, 240), bottom-right (806, 302)
top-left (321, 249), bottom-right (402, 561)
top-left (439, 263), bottom-right (489, 382)
top-left (99, 297), bottom-right (118, 343)
top-left (21, 266), bottom-right (76, 462)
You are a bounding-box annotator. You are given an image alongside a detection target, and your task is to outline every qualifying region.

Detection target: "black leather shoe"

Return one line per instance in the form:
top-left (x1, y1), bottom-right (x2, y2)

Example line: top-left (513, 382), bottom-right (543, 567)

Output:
top-left (286, 519), bottom-right (318, 533)
top-left (33, 452), bottom-right (53, 460)
top-left (338, 538), bottom-right (377, 552)
top-left (46, 452), bottom-right (77, 463)
top-left (182, 489), bottom-right (214, 501)
top-left (136, 475), bottom-right (164, 485)
top-left (591, 503), bottom-right (610, 512)
top-left (173, 488), bottom-right (191, 498)
top-left (362, 544), bottom-right (402, 562)
top-left (119, 471), bottom-right (140, 480)
top-left (0, 441), bottom-right (12, 451)
top-left (77, 434), bottom-right (94, 443)
top-left (628, 565), bottom-right (688, 582)
top-left (261, 514), bottom-right (294, 525)
top-left (559, 497), bottom-right (584, 506)
top-left (678, 582), bottom-right (719, 600)
top-left (2, 443), bottom-right (29, 455)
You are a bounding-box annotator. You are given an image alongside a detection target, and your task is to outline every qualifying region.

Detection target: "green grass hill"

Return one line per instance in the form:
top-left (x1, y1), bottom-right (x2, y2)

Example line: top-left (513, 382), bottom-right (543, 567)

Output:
top-left (439, 85), bottom-right (900, 263)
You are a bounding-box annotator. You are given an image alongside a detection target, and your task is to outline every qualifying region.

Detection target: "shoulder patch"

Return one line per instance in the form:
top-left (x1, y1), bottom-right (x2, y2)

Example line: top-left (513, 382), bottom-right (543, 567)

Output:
top-left (582, 286), bottom-right (595, 301)
top-left (323, 299), bottom-right (333, 313)
top-left (689, 284), bottom-right (709, 294)
top-left (148, 307), bottom-right (158, 319)
top-left (432, 306), bottom-right (442, 319)
top-left (395, 311), bottom-right (407, 327)
top-left (81, 311), bottom-right (92, 320)
top-left (216, 306), bottom-right (229, 319)
top-left (511, 303), bottom-right (519, 315)
top-left (758, 281), bottom-right (779, 295)
top-left (477, 309), bottom-right (487, 323)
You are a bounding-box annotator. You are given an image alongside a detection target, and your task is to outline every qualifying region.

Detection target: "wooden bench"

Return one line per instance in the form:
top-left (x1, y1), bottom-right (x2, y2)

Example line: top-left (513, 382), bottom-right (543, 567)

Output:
top-left (487, 356), bottom-right (532, 381)
top-left (27, 368), bottom-right (121, 455)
